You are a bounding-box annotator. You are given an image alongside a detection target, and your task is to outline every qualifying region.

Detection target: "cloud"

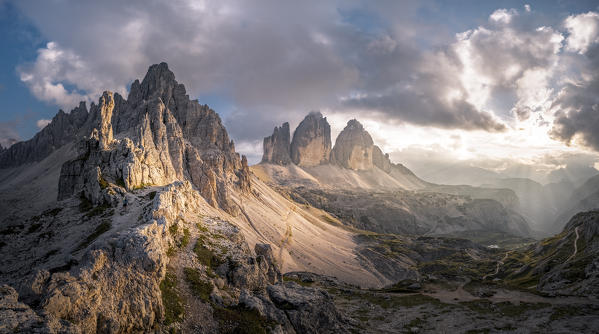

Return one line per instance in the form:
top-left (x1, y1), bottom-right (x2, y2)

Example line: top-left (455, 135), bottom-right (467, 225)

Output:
top-left (0, 121), bottom-right (20, 148)
top-left (564, 11), bottom-right (599, 54)
top-left (550, 12), bottom-right (599, 152)
top-left (11, 2), bottom-right (599, 158)
top-left (17, 41), bottom-right (125, 110)
top-left (489, 8), bottom-right (517, 24)
top-left (12, 1), bottom-right (521, 136)
top-left (343, 7), bottom-right (564, 132)
top-left (36, 118), bottom-right (51, 129)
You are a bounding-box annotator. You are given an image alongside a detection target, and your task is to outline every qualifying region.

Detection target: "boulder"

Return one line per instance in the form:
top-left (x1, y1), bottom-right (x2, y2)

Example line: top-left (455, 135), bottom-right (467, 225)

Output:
top-left (267, 282), bottom-right (349, 333)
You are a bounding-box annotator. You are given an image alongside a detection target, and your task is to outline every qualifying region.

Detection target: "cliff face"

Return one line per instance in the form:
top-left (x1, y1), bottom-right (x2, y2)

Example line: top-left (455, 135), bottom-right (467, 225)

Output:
top-left (329, 119), bottom-right (395, 172)
top-left (0, 102), bottom-right (92, 168)
top-left (330, 119), bottom-right (374, 170)
top-left (55, 63), bottom-right (250, 214)
top-left (263, 115), bottom-right (397, 173)
top-left (262, 122), bottom-right (292, 164)
top-left (289, 111), bottom-right (332, 167)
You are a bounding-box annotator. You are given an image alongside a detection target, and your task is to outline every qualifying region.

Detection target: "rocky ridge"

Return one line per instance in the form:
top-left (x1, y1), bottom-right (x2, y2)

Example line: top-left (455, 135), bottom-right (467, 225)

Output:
top-left (496, 210), bottom-right (599, 297)
top-left (54, 63), bottom-right (250, 214)
top-left (262, 114), bottom-right (420, 184)
top-left (0, 179), bottom-right (352, 333)
top-left (0, 102), bottom-right (92, 168)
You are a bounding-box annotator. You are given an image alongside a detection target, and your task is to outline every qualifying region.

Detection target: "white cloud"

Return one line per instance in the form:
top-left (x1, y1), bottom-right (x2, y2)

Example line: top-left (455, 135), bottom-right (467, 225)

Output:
top-left (564, 11), bottom-right (599, 54)
top-left (11, 1), bottom-right (599, 165)
top-left (17, 42), bottom-right (125, 111)
top-left (489, 8), bottom-right (517, 24)
top-left (36, 119), bottom-right (51, 129)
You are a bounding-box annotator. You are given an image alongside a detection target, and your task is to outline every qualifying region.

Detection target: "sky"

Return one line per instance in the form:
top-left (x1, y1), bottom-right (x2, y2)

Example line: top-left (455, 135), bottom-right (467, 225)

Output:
top-left (1, 0), bottom-right (599, 184)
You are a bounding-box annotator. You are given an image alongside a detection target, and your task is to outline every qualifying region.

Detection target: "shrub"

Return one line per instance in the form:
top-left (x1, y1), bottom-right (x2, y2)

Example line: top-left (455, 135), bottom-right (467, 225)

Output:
top-left (160, 270), bottom-right (184, 325)
top-left (184, 267), bottom-right (213, 302)
top-left (75, 221), bottom-right (111, 251)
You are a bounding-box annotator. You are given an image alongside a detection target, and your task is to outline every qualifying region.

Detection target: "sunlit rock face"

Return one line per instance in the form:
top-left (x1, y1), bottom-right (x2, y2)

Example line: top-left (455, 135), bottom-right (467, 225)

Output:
top-left (262, 122), bottom-right (292, 165)
top-left (55, 62), bottom-right (250, 214)
top-left (290, 111), bottom-right (332, 167)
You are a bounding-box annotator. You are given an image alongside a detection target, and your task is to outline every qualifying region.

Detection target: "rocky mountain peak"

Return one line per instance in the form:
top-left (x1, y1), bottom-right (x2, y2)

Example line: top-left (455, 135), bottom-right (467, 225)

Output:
top-left (262, 122), bottom-right (292, 164)
top-left (345, 118), bottom-right (365, 131)
top-left (330, 119), bottom-right (375, 170)
top-left (0, 62), bottom-right (251, 214)
top-left (290, 111), bottom-right (331, 166)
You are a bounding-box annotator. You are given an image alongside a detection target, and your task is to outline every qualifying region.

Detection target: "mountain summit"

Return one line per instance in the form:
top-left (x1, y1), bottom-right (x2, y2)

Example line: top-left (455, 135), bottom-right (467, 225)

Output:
top-left (5, 62), bottom-right (250, 214)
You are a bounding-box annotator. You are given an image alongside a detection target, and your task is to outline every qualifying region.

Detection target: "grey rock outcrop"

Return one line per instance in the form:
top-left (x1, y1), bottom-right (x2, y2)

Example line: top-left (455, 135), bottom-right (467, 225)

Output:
top-left (266, 281), bottom-right (349, 333)
top-left (290, 111), bottom-right (331, 167)
top-left (372, 145), bottom-right (392, 173)
top-left (0, 285), bottom-right (77, 333)
top-left (330, 119), bottom-right (375, 170)
top-left (56, 62), bottom-right (248, 214)
top-left (329, 119), bottom-right (396, 172)
top-left (262, 122), bottom-right (292, 164)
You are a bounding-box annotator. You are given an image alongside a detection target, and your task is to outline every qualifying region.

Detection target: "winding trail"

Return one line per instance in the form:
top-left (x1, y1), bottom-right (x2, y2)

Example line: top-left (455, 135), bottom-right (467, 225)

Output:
top-left (566, 226), bottom-right (580, 263)
top-left (483, 251), bottom-right (511, 280)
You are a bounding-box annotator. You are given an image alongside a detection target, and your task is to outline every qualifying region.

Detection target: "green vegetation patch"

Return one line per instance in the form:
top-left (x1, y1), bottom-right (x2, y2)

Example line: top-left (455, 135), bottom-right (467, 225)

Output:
top-left (115, 178), bottom-right (126, 188)
top-left (193, 238), bottom-right (222, 269)
top-left (213, 305), bottom-right (275, 334)
top-left (196, 223), bottom-right (209, 233)
top-left (169, 224), bottom-right (178, 236)
top-left (344, 292), bottom-right (445, 309)
top-left (180, 228), bottom-right (190, 248)
top-left (75, 221), bottom-right (111, 251)
top-left (160, 270), bottom-right (185, 325)
top-left (460, 299), bottom-right (550, 317)
top-left (98, 175), bottom-right (109, 189)
top-left (85, 204), bottom-right (112, 218)
top-left (282, 276), bottom-right (314, 287)
top-left (184, 267), bottom-right (213, 302)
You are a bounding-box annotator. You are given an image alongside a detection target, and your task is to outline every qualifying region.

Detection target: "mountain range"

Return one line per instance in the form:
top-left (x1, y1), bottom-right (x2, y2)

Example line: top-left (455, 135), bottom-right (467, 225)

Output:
top-left (0, 63), bottom-right (598, 333)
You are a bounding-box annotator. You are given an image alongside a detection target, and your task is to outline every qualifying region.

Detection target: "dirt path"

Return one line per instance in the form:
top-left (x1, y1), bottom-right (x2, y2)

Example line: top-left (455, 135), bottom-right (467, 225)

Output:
top-left (482, 251), bottom-right (511, 280)
top-left (566, 226), bottom-right (580, 263)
